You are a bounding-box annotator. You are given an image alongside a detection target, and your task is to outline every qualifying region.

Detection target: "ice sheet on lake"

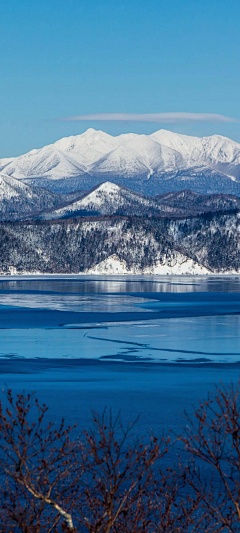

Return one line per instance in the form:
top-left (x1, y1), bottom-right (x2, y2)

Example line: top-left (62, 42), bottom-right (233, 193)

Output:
top-left (0, 315), bottom-right (240, 364)
top-left (0, 276), bottom-right (240, 364)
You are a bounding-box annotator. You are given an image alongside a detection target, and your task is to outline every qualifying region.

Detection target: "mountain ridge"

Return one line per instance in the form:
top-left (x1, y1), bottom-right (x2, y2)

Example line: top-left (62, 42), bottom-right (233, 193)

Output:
top-left (38, 181), bottom-right (240, 221)
top-left (0, 173), bottom-right (85, 221)
top-left (1, 128), bottom-right (240, 195)
top-left (0, 177), bottom-right (239, 221)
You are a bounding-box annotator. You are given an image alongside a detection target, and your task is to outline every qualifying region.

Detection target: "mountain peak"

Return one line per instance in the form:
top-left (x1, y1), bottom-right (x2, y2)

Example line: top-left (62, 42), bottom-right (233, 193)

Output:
top-left (84, 127), bottom-right (100, 135)
top-left (95, 181), bottom-right (121, 192)
top-left (1, 128), bottom-right (240, 196)
top-left (81, 127), bottom-right (110, 138)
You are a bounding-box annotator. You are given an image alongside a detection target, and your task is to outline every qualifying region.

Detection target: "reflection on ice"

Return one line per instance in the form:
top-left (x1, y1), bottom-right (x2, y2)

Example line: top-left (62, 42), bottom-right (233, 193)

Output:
top-left (1, 274), bottom-right (240, 294)
top-left (0, 293), bottom-right (152, 313)
top-left (0, 275), bottom-right (240, 364)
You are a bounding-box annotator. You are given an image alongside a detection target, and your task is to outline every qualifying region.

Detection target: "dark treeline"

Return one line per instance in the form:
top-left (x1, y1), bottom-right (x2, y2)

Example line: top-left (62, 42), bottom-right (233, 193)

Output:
top-left (1, 383), bottom-right (240, 532)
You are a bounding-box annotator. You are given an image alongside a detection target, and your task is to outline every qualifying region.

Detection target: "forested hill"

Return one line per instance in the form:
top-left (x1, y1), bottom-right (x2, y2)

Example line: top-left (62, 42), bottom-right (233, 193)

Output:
top-left (1, 209), bottom-right (239, 275)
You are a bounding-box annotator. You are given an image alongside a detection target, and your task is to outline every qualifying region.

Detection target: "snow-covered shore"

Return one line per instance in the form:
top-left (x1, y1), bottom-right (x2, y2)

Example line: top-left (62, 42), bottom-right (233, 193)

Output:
top-left (85, 254), bottom-right (211, 275)
top-left (2, 256), bottom-right (239, 277)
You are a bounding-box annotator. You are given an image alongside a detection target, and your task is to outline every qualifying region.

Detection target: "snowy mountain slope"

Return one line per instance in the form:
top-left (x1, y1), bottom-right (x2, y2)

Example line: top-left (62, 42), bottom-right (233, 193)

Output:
top-left (39, 181), bottom-right (172, 219)
top-left (0, 173), bottom-right (68, 220)
top-left (151, 130), bottom-right (240, 179)
top-left (53, 128), bottom-right (118, 166)
top-left (2, 146), bottom-right (88, 181)
top-left (1, 128), bottom-right (240, 195)
top-left (1, 172), bottom-right (239, 222)
top-left (89, 143), bottom-right (151, 178)
top-left (38, 181), bottom-right (240, 221)
top-left (0, 158), bottom-right (13, 173)
top-left (88, 136), bottom-right (185, 178)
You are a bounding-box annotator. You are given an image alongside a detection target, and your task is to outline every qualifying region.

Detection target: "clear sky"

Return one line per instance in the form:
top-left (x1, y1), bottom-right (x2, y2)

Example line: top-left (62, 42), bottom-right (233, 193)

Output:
top-left (1, 0), bottom-right (240, 156)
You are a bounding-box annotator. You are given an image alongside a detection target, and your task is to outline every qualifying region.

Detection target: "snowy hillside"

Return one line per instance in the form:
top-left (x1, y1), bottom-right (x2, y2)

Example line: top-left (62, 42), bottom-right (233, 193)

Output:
top-left (39, 181), bottom-right (172, 219)
top-left (0, 174), bottom-right (239, 222)
top-left (0, 210), bottom-right (239, 274)
top-left (0, 173), bottom-right (67, 220)
top-left (38, 181), bottom-right (240, 221)
top-left (151, 130), bottom-right (240, 178)
top-left (1, 128), bottom-right (240, 195)
top-left (86, 254), bottom-right (210, 275)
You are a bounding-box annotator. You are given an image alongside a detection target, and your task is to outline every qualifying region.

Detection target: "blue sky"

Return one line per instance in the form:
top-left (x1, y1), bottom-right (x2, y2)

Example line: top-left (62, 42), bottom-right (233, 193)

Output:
top-left (1, 0), bottom-right (240, 156)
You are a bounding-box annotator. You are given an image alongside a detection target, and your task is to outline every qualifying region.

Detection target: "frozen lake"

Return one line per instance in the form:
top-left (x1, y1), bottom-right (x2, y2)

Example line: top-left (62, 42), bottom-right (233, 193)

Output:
top-left (0, 275), bottom-right (240, 363)
top-left (0, 274), bottom-right (240, 434)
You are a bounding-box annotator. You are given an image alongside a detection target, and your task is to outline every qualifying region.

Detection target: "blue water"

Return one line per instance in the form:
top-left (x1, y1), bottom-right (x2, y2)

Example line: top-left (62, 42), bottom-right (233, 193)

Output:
top-left (0, 275), bottom-right (240, 363)
top-left (0, 274), bottom-right (240, 434)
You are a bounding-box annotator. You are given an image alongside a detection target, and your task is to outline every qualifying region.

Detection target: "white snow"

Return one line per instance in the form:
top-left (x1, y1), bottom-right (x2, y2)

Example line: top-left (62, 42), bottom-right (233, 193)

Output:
top-left (41, 181), bottom-right (161, 219)
top-left (1, 128), bottom-right (240, 184)
top-left (0, 172), bottom-right (61, 220)
top-left (0, 173), bottom-right (34, 200)
top-left (85, 254), bottom-right (211, 275)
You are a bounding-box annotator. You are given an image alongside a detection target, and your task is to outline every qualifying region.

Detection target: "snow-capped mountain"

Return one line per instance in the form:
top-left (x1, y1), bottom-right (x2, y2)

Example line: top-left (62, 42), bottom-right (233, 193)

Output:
top-left (40, 181), bottom-right (170, 219)
top-left (1, 128), bottom-right (240, 195)
top-left (38, 181), bottom-right (240, 221)
top-left (89, 135), bottom-right (185, 179)
top-left (0, 173), bottom-right (239, 222)
top-left (151, 130), bottom-right (240, 179)
top-left (0, 173), bottom-right (68, 220)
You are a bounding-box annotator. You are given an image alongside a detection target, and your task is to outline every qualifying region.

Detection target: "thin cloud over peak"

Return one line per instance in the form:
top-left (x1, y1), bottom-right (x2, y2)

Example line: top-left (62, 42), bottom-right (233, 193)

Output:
top-left (58, 112), bottom-right (238, 124)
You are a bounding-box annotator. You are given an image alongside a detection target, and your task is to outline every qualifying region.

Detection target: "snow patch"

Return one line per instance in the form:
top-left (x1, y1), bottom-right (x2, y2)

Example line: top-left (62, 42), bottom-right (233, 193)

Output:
top-left (85, 254), bottom-right (211, 275)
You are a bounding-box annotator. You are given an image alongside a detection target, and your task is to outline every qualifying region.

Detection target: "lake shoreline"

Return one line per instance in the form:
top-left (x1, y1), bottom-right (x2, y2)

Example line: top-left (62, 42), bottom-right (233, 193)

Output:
top-left (0, 273), bottom-right (240, 279)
